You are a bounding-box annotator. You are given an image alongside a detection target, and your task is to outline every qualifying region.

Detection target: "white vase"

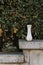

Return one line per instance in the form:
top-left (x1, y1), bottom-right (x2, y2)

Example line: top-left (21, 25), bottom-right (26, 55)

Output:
top-left (26, 25), bottom-right (32, 41)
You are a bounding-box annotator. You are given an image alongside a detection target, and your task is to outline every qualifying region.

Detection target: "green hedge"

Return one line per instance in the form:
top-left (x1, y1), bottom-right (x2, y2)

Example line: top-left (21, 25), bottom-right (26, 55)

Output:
top-left (0, 0), bottom-right (43, 39)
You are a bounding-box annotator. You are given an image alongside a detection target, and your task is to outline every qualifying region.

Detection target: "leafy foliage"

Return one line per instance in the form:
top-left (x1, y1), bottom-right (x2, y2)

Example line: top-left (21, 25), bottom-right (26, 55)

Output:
top-left (0, 0), bottom-right (43, 39)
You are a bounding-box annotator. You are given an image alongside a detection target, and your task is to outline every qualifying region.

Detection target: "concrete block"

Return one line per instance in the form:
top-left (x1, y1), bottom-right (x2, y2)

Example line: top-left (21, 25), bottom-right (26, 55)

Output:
top-left (0, 53), bottom-right (24, 63)
top-left (30, 50), bottom-right (43, 65)
top-left (19, 39), bottom-right (43, 49)
top-left (23, 50), bottom-right (30, 63)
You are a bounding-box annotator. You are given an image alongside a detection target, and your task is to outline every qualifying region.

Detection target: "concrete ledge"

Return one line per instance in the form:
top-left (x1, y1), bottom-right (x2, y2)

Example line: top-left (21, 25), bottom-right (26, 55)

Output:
top-left (0, 53), bottom-right (24, 63)
top-left (19, 39), bottom-right (43, 49)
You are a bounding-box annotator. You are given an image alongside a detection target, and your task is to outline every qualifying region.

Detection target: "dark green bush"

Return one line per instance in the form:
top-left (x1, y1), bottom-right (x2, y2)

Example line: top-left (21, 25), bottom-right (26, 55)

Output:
top-left (0, 0), bottom-right (43, 39)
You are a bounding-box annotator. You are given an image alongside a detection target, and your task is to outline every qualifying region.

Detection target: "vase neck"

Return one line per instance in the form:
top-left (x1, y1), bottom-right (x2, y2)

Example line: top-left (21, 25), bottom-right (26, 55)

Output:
top-left (27, 25), bottom-right (32, 30)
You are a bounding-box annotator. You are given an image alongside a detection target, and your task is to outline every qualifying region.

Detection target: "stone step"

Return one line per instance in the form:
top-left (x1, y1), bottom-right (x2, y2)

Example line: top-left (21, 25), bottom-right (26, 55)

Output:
top-left (0, 52), bottom-right (24, 64)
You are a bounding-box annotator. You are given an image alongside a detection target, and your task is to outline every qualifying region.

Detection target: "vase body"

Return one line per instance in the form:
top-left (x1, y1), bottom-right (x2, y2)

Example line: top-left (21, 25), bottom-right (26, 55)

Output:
top-left (26, 25), bottom-right (32, 41)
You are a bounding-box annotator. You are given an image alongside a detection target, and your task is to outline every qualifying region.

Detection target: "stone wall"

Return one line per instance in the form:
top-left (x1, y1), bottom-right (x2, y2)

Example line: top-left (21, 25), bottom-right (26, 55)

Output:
top-left (0, 39), bottom-right (43, 65)
top-left (19, 40), bottom-right (43, 65)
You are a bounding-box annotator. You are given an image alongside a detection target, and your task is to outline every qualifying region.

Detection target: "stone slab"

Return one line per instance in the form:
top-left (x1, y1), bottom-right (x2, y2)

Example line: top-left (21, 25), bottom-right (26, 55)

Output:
top-left (0, 53), bottom-right (24, 63)
top-left (0, 63), bottom-right (29, 65)
top-left (0, 64), bottom-right (20, 65)
top-left (23, 50), bottom-right (30, 63)
top-left (19, 39), bottom-right (43, 49)
top-left (30, 50), bottom-right (43, 65)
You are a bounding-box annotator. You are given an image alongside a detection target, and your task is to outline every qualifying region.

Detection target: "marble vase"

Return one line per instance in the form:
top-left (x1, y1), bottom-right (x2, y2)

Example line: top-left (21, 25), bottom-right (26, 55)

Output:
top-left (26, 25), bottom-right (32, 41)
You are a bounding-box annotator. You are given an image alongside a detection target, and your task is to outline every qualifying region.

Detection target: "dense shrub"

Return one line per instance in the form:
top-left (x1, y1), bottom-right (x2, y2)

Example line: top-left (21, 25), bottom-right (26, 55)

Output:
top-left (0, 0), bottom-right (43, 39)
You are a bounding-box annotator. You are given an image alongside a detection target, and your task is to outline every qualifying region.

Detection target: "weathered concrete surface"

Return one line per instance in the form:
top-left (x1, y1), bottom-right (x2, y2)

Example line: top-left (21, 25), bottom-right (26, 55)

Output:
top-left (19, 40), bottom-right (43, 65)
top-left (30, 50), bottom-right (43, 65)
top-left (0, 40), bottom-right (43, 65)
top-left (19, 39), bottom-right (43, 49)
top-left (0, 64), bottom-right (20, 65)
top-left (0, 53), bottom-right (24, 63)
top-left (21, 63), bottom-right (29, 65)
top-left (0, 63), bottom-right (29, 65)
top-left (23, 50), bottom-right (30, 63)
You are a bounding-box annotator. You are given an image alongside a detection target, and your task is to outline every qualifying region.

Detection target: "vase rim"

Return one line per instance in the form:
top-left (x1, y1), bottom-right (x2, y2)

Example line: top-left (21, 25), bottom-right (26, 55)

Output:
top-left (27, 25), bottom-right (32, 26)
